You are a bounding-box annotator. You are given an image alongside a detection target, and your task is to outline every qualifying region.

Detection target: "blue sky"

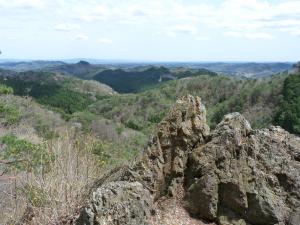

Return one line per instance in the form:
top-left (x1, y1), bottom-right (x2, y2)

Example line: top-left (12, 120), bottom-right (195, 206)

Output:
top-left (0, 0), bottom-right (300, 61)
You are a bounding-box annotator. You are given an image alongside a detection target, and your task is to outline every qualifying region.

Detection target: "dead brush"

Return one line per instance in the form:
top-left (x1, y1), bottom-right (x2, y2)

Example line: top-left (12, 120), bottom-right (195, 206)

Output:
top-left (0, 130), bottom-right (102, 225)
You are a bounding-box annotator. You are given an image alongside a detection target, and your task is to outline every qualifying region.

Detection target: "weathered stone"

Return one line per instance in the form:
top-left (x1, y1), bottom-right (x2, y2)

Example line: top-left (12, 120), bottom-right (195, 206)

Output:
top-left (76, 96), bottom-right (300, 225)
top-left (76, 181), bottom-right (153, 225)
top-left (184, 113), bottom-right (300, 225)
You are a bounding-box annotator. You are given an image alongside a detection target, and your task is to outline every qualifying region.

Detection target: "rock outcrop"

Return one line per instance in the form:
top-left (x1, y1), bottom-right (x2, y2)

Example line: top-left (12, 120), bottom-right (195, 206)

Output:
top-left (292, 62), bottom-right (300, 74)
top-left (76, 95), bottom-right (300, 225)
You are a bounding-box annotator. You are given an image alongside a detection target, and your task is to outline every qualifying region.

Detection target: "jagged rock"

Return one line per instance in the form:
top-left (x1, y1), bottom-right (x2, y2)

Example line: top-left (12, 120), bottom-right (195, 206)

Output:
top-left (76, 96), bottom-right (300, 225)
top-left (184, 113), bottom-right (300, 225)
top-left (76, 181), bottom-right (153, 225)
top-left (127, 95), bottom-right (210, 197)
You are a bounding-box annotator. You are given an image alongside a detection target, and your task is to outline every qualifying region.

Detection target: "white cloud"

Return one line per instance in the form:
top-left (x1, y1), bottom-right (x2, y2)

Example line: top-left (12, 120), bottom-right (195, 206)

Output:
top-left (209, 0), bottom-right (300, 38)
top-left (67, 0), bottom-right (300, 39)
top-left (0, 0), bottom-right (44, 10)
top-left (98, 37), bottom-right (113, 44)
top-left (74, 34), bottom-right (88, 40)
top-left (194, 36), bottom-right (209, 41)
top-left (2, 0), bottom-right (300, 45)
top-left (54, 23), bottom-right (80, 32)
top-left (224, 31), bottom-right (274, 40)
top-left (172, 24), bottom-right (198, 35)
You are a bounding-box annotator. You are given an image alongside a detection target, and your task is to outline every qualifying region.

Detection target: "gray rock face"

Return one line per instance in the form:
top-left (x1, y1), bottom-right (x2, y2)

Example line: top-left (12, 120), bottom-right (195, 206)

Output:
top-left (76, 181), bottom-right (153, 225)
top-left (184, 114), bottom-right (300, 225)
top-left (76, 95), bottom-right (300, 225)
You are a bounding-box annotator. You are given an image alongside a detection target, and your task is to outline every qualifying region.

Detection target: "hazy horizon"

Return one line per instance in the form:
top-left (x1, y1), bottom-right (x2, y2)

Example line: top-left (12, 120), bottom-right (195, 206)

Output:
top-left (0, 58), bottom-right (296, 64)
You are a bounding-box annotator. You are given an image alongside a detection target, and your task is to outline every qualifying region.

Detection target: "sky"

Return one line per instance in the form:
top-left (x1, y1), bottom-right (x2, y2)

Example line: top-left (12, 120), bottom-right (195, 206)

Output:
top-left (0, 0), bottom-right (300, 61)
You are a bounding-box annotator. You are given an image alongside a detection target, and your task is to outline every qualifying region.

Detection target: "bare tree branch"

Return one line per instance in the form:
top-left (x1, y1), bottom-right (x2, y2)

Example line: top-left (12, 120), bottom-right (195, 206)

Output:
top-left (0, 159), bottom-right (26, 165)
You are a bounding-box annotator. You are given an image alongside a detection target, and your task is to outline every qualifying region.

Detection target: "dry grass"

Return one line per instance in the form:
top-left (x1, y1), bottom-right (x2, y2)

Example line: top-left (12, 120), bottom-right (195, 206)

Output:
top-left (0, 130), bottom-right (102, 225)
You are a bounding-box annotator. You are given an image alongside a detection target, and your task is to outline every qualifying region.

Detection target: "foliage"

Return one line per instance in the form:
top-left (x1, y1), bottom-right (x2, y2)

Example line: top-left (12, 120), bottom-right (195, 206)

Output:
top-left (0, 84), bottom-right (14, 94)
top-left (90, 74), bottom-right (286, 135)
top-left (275, 74), bottom-right (300, 134)
top-left (35, 119), bottom-right (58, 140)
top-left (23, 185), bottom-right (48, 207)
top-left (36, 88), bottom-right (93, 116)
top-left (93, 66), bottom-right (217, 93)
top-left (70, 111), bottom-right (98, 132)
top-left (0, 101), bottom-right (21, 125)
top-left (0, 72), bottom-right (93, 117)
top-left (0, 134), bottom-right (52, 172)
top-left (93, 67), bottom-right (170, 93)
top-left (174, 68), bottom-right (217, 79)
top-left (125, 119), bottom-right (143, 131)
top-left (91, 133), bottom-right (146, 167)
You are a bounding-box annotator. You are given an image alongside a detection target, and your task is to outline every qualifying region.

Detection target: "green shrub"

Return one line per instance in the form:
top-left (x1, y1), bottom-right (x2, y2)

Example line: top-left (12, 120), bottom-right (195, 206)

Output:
top-left (0, 84), bottom-right (13, 94)
top-left (125, 120), bottom-right (142, 130)
top-left (116, 125), bottom-right (124, 135)
top-left (22, 185), bottom-right (48, 207)
top-left (0, 73), bottom-right (93, 117)
top-left (35, 119), bottom-right (58, 140)
top-left (0, 134), bottom-right (52, 172)
top-left (0, 101), bottom-right (21, 125)
top-left (70, 111), bottom-right (97, 132)
top-left (91, 141), bottom-right (112, 166)
top-left (148, 111), bottom-right (165, 123)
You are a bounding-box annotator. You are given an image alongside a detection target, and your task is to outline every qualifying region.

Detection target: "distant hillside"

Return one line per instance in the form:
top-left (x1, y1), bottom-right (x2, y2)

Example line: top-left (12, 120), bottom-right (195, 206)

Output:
top-left (182, 62), bottom-right (292, 78)
top-left (0, 68), bottom-right (17, 77)
top-left (93, 67), bottom-right (217, 93)
top-left (0, 94), bottom-right (65, 141)
top-left (1, 60), bottom-right (292, 79)
top-left (0, 70), bottom-right (116, 118)
top-left (0, 60), bottom-right (65, 72)
top-left (89, 73), bottom-right (287, 135)
top-left (44, 60), bottom-right (107, 79)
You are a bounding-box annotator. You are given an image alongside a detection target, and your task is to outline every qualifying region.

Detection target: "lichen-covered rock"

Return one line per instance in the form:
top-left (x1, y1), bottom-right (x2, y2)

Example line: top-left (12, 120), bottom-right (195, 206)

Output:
top-left (76, 181), bottom-right (153, 225)
top-left (76, 96), bottom-right (300, 225)
top-left (128, 95), bottom-right (210, 197)
top-left (184, 113), bottom-right (300, 225)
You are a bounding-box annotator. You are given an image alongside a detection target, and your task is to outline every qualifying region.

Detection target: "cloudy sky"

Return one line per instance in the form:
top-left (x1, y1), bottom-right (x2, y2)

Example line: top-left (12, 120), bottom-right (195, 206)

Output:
top-left (0, 0), bottom-right (300, 61)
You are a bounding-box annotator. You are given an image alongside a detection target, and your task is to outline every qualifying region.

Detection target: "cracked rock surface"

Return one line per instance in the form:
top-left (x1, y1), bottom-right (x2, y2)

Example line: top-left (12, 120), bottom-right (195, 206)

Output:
top-left (76, 95), bottom-right (300, 225)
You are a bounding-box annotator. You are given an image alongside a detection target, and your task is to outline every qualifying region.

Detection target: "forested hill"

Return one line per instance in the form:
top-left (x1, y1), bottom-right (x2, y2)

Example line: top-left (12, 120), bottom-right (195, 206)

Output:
top-left (88, 72), bottom-right (288, 136)
top-left (93, 67), bottom-right (217, 93)
top-left (0, 70), bottom-right (115, 118)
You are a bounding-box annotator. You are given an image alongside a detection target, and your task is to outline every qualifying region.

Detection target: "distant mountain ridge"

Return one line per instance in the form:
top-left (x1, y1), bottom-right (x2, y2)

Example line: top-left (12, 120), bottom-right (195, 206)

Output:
top-left (193, 62), bottom-right (293, 78)
top-left (0, 60), bottom-right (66, 72)
top-left (0, 60), bottom-right (293, 78)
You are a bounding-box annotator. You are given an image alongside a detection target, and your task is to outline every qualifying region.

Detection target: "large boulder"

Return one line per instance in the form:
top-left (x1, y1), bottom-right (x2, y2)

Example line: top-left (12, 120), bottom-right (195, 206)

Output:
top-left (76, 181), bottom-right (153, 225)
top-left (184, 113), bottom-right (300, 225)
top-left (76, 96), bottom-right (300, 225)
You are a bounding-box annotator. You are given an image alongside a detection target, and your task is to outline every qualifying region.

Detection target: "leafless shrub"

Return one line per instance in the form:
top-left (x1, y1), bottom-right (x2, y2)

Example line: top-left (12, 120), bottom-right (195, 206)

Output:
top-left (0, 130), bottom-right (101, 225)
